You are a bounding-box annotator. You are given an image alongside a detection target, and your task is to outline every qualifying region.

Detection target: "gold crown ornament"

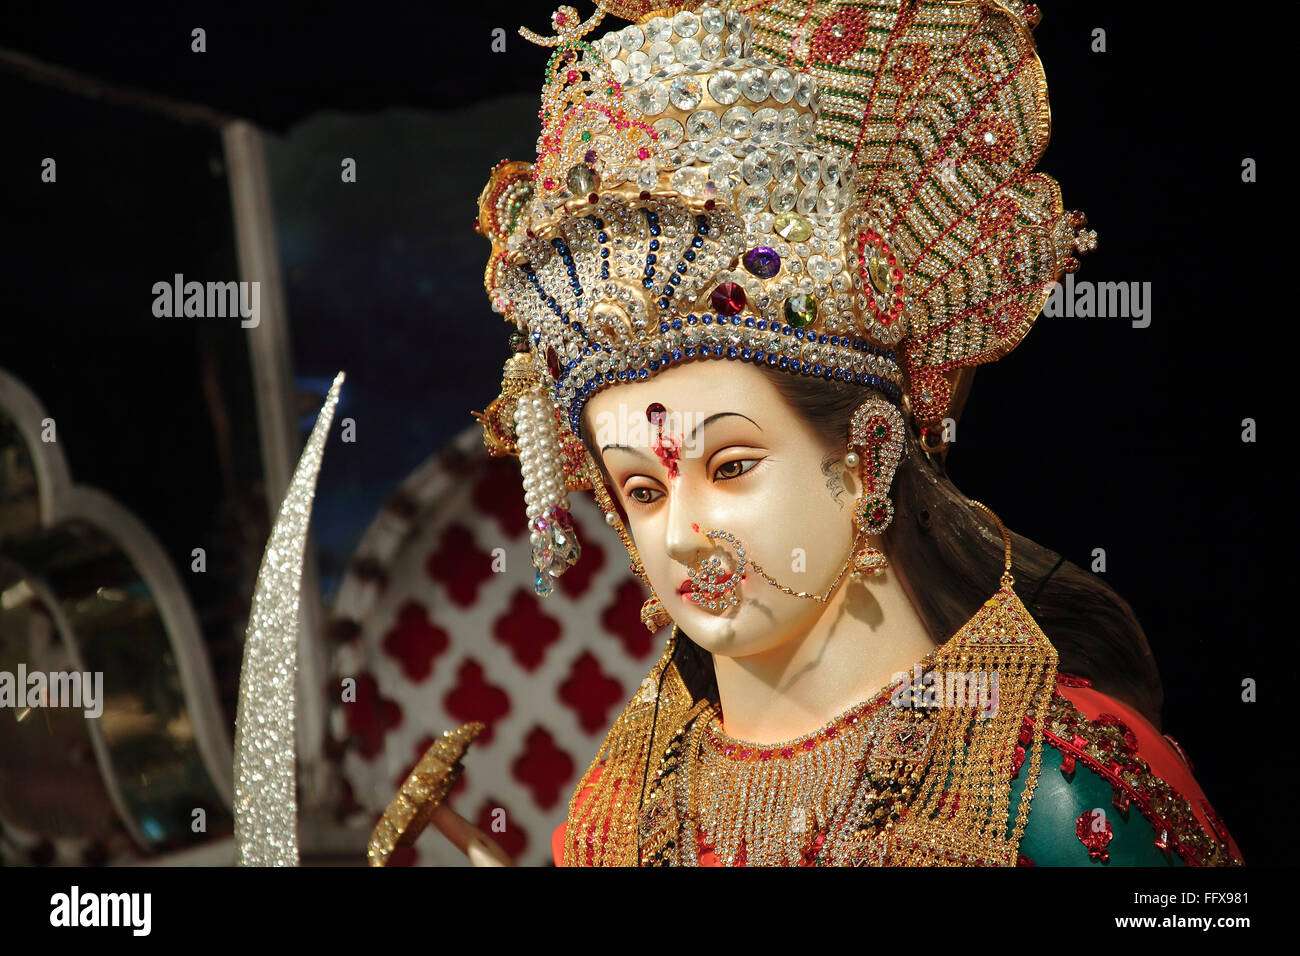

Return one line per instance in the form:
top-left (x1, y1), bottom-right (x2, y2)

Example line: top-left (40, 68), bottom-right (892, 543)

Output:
top-left (474, 0), bottom-right (1095, 596)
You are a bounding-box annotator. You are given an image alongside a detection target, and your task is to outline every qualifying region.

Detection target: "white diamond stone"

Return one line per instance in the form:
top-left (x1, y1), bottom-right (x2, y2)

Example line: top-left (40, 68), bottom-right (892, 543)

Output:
top-left (627, 51), bottom-right (651, 83)
top-left (648, 41), bottom-right (674, 69)
top-left (753, 108), bottom-right (779, 145)
top-left (620, 25), bottom-right (645, 52)
top-left (672, 10), bottom-right (700, 37)
top-left (774, 147), bottom-right (798, 182)
top-left (797, 182), bottom-right (819, 214)
top-left (708, 70), bottom-right (740, 105)
top-left (653, 117), bottom-right (684, 148)
top-left (709, 155), bottom-right (743, 190)
top-left (669, 76), bottom-right (703, 109)
top-left (795, 75), bottom-right (813, 106)
top-left (685, 109), bottom-right (720, 139)
top-left (798, 152), bottom-right (820, 184)
top-left (634, 80), bottom-right (669, 115)
top-left (737, 185), bottom-right (768, 215)
top-left (817, 184), bottom-right (845, 216)
top-left (770, 183), bottom-right (798, 213)
top-left (769, 68), bottom-right (796, 104)
top-left (740, 68), bottom-right (770, 101)
top-left (721, 105), bottom-right (753, 139)
top-left (645, 17), bottom-right (671, 43)
top-left (742, 149), bottom-right (772, 186)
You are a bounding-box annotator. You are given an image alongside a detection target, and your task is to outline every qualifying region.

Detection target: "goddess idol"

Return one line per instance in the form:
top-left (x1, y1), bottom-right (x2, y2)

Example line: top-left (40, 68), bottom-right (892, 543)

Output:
top-left (360, 0), bottom-right (1242, 867)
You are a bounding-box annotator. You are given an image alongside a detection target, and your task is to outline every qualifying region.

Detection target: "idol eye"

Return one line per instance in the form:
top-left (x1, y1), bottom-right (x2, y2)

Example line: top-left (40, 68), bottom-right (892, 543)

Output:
top-left (627, 486), bottom-right (663, 505)
top-left (714, 458), bottom-right (762, 481)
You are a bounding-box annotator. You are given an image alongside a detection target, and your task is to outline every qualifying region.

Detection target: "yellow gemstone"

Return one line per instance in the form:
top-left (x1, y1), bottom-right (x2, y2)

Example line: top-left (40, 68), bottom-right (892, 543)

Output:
top-left (868, 255), bottom-right (892, 295)
top-left (773, 211), bottom-right (812, 241)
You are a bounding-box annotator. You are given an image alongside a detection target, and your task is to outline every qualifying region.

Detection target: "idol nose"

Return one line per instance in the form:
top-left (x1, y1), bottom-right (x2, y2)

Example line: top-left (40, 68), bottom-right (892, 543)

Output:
top-left (664, 487), bottom-right (713, 570)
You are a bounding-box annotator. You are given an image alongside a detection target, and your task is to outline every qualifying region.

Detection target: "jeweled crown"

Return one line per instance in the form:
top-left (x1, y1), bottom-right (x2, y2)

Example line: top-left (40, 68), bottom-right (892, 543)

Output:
top-left (473, 0), bottom-right (1096, 595)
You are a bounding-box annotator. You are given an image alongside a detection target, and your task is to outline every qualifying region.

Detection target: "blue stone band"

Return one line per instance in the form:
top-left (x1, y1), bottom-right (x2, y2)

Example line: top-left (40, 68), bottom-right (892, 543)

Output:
top-left (556, 311), bottom-right (903, 436)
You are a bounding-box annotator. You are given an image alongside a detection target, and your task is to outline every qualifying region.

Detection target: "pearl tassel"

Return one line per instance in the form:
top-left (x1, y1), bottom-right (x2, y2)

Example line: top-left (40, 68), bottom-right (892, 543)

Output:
top-left (514, 384), bottom-right (581, 595)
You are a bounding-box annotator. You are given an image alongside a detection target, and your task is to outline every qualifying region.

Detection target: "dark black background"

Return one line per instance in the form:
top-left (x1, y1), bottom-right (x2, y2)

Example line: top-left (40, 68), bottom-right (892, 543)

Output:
top-left (1, 0), bottom-right (1287, 865)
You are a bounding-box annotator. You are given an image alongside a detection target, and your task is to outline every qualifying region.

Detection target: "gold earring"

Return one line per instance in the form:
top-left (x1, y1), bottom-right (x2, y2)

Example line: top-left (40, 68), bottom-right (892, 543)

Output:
top-left (846, 398), bottom-right (905, 579)
top-left (640, 595), bottom-right (672, 633)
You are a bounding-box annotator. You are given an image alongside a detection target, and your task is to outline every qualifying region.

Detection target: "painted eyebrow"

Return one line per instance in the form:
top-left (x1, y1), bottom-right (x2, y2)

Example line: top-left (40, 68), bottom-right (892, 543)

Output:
top-left (600, 412), bottom-right (763, 455)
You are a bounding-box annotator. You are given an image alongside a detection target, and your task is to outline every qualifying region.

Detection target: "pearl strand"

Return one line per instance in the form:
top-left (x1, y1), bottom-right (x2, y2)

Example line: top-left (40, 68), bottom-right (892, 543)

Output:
top-left (514, 387), bottom-right (567, 526)
top-left (514, 385), bottom-right (581, 595)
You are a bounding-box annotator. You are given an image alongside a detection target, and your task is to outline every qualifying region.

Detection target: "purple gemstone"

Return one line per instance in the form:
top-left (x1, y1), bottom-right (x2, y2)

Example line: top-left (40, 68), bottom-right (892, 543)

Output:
top-left (742, 246), bottom-right (781, 279)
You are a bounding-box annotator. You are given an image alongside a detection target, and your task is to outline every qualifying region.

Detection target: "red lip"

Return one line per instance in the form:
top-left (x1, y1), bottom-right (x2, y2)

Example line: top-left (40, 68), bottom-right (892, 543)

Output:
top-left (679, 573), bottom-right (742, 599)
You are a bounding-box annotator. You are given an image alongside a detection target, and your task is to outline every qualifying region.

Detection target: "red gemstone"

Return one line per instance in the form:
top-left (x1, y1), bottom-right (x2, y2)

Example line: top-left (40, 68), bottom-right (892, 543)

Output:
top-left (801, 740), bottom-right (815, 751)
top-left (710, 281), bottom-right (747, 315)
top-left (759, 750), bottom-right (772, 761)
top-left (781, 747), bottom-right (794, 758)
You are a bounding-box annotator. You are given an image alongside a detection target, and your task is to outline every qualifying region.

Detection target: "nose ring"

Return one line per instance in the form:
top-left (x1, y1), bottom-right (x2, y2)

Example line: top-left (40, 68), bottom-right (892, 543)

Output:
top-left (686, 530), bottom-right (748, 611)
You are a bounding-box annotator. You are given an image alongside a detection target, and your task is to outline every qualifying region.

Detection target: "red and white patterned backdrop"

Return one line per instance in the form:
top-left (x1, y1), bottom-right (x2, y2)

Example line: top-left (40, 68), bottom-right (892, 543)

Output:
top-left (326, 425), bottom-right (655, 866)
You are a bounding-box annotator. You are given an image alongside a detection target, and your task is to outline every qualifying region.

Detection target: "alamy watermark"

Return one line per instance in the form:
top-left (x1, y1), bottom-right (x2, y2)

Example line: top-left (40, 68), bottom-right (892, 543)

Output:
top-left (890, 664), bottom-right (999, 717)
top-left (0, 665), bottom-right (103, 718)
top-left (50, 886), bottom-right (150, 936)
top-left (1044, 273), bottom-right (1151, 328)
top-left (152, 274), bottom-right (260, 328)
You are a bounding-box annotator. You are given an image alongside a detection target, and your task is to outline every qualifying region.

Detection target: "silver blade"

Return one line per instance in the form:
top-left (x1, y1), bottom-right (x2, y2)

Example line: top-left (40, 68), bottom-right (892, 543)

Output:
top-left (234, 371), bottom-right (345, 866)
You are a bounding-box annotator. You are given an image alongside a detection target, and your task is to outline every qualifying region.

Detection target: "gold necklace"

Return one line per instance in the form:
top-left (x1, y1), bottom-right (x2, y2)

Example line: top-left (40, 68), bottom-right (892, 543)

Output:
top-left (681, 678), bottom-right (914, 867)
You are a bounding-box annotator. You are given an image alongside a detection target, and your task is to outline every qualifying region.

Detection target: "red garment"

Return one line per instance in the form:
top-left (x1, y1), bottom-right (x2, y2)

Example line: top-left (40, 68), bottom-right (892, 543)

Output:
top-left (1052, 682), bottom-right (1242, 862)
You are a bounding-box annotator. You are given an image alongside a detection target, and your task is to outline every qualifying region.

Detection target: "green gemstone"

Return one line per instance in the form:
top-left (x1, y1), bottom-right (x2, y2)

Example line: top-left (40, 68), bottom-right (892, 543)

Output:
top-left (874, 424), bottom-right (887, 438)
top-left (581, 130), bottom-right (592, 142)
top-left (773, 212), bottom-right (812, 242)
top-left (784, 293), bottom-right (817, 327)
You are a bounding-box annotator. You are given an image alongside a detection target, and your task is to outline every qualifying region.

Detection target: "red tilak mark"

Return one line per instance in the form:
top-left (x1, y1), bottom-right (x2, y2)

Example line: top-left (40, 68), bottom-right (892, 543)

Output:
top-left (653, 430), bottom-right (682, 479)
top-left (645, 404), bottom-right (682, 480)
top-left (691, 522), bottom-right (700, 532)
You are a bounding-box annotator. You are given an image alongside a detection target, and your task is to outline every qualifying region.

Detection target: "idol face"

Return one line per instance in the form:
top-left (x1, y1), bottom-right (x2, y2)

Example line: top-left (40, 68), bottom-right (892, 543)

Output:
top-left (583, 360), bottom-right (861, 660)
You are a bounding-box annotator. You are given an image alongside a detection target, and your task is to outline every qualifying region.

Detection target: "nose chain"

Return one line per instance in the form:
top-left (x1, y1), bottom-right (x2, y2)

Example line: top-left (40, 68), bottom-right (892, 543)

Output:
top-left (686, 525), bottom-right (867, 608)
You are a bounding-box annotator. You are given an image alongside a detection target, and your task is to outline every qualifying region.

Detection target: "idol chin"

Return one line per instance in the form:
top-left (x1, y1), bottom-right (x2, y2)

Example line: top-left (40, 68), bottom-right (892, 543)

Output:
top-left (672, 575), bottom-right (749, 646)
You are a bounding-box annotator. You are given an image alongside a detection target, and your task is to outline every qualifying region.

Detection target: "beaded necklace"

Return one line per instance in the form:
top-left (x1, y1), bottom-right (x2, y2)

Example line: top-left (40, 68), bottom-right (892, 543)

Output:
top-left (678, 650), bottom-right (940, 867)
